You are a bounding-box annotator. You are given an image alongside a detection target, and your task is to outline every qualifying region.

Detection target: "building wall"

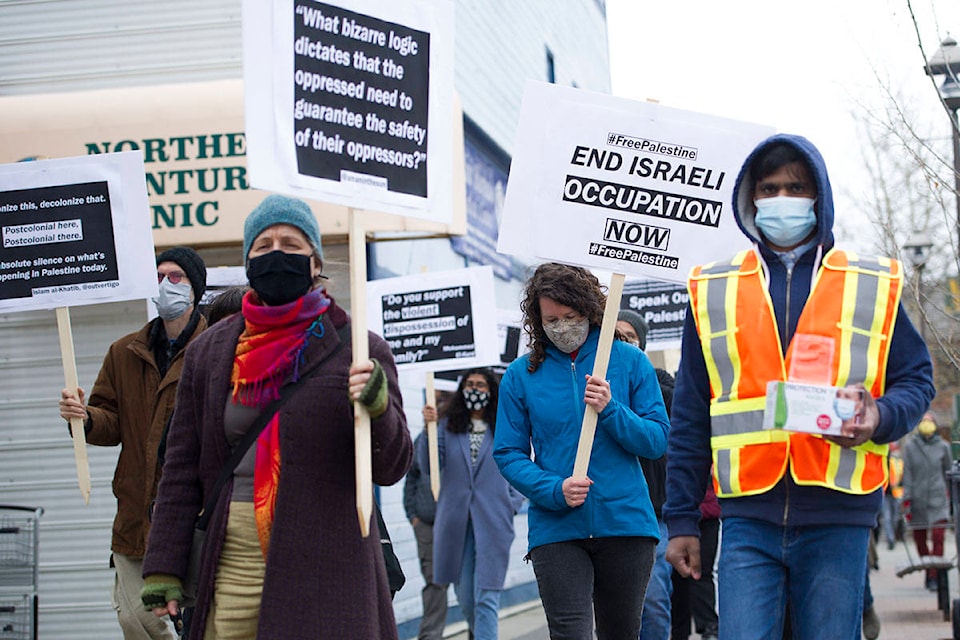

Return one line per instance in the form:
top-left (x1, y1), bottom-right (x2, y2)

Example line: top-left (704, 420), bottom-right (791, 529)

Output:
top-left (0, 1), bottom-right (611, 636)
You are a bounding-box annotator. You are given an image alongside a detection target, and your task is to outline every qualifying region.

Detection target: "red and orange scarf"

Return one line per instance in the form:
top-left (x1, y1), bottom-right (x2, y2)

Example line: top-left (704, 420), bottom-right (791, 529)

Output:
top-left (231, 289), bottom-right (330, 557)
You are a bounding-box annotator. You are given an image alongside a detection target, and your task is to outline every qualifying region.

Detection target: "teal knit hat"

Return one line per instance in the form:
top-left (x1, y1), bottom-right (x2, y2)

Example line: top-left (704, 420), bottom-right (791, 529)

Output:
top-left (243, 194), bottom-right (322, 262)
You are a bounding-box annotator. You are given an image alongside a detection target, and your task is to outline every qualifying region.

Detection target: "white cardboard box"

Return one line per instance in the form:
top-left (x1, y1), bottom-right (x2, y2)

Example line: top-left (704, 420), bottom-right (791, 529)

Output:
top-left (762, 381), bottom-right (859, 436)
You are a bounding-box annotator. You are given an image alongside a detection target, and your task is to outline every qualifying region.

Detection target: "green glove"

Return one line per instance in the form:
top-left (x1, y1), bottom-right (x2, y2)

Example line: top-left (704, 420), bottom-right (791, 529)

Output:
top-left (357, 358), bottom-right (388, 419)
top-left (140, 574), bottom-right (183, 610)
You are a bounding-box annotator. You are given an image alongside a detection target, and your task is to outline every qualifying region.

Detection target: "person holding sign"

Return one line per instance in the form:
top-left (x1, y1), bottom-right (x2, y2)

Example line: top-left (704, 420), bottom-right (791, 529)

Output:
top-left (493, 263), bottom-right (669, 640)
top-left (419, 368), bottom-right (523, 640)
top-left (139, 194), bottom-right (411, 639)
top-left (58, 246), bottom-right (208, 640)
top-left (663, 134), bottom-right (935, 640)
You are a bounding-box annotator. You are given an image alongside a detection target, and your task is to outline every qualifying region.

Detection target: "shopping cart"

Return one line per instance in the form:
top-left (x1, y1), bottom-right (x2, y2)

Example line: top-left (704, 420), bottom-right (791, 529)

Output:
top-left (0, 506), bottom-right (43, 640)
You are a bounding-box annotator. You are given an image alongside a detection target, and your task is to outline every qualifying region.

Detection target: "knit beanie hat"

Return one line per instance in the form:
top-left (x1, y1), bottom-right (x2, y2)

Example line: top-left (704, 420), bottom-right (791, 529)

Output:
top-left (243, 194), bottom-right (322, 263)
top-left (156, 246), bottom-right (206, 302)
top-left (617, 309), bottom-right (648, 351)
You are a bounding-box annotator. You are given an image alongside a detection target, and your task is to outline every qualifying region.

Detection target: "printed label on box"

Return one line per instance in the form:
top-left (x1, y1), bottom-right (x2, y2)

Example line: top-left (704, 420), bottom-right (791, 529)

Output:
top-left (762, 381), bottom-right (859, 436)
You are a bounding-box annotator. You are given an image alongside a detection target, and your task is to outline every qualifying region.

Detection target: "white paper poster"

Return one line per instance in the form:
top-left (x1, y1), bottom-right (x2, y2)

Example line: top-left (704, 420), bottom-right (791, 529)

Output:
top-left (243, 0), bottom-right (455, 223)
top-left (498, 81), bottom-right (776, 283)
top-left (0, 152), bottom-right (157, 312)
top-left (366, 266), bottom-right (499, 374)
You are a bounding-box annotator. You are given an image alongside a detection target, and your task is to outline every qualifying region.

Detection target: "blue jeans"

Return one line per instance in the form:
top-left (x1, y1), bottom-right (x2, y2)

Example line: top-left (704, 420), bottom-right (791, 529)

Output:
top-left (455, 520), bottom-right (502, 640)
top-left (718, 517), bottom-right (869, 640)
top-left (530, 536), bottom-right (656, 640)
top-left (639, 521), bottom-right (672, 640)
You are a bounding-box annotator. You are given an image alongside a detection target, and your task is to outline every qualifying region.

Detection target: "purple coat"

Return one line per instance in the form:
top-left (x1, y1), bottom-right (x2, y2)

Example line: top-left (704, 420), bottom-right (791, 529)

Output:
top-left (143, 302), bottom-right (412, 639)
top-left (418, 420), bottom-right (523, 589)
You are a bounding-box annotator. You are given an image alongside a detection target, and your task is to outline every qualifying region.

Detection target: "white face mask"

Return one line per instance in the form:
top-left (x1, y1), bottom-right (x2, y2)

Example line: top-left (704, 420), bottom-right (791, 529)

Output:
top-left (753, 196), bottom-right (817, 247)
top-left (543, 317), bottom-right (589, 353)
top-left (153, 279), bottom-right (193, 320)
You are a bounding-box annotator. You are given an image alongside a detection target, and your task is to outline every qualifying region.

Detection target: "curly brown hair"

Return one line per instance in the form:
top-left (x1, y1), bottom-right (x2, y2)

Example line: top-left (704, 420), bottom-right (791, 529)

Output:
top-left (520, 263), bottom-right (606, 373)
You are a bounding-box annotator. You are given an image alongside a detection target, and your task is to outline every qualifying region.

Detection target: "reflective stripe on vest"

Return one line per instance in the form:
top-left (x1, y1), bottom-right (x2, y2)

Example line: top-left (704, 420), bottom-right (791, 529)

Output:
top-left (689, 248), bottom-right (901, 497)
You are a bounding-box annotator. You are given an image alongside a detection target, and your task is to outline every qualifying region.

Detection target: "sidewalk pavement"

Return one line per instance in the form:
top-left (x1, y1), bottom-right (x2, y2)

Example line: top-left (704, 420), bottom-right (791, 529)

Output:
top-left (438, 531), bottom-right (959, 640)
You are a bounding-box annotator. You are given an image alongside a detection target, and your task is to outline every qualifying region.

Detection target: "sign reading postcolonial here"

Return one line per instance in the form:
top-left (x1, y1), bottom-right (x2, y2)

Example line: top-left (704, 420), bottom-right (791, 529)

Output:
top-left (497, 81), bottom-right (776, 283)
top-left (366, 266), bottom-right (499, 374)
top-left (243, 0), bottom-right (454, 223)
top-left (0, 152), bottom-right (158, 313)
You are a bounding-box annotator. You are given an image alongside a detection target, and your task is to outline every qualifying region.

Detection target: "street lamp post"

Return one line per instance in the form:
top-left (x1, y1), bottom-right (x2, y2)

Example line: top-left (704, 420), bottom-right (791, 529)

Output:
top-left (904, 232), bottom-right (933, 343)
top-left (924, 36), bottom-right (960, 246)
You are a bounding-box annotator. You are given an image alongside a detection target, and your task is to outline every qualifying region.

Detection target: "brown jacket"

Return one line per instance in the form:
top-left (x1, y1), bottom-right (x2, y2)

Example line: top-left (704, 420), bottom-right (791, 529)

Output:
top-left (85, 315), bottom-right (207, 557)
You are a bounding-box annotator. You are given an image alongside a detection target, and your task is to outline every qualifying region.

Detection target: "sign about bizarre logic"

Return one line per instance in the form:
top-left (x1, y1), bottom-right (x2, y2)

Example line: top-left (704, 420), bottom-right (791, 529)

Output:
top-left (243, 0), bottom-right (454, 223)
top-left (497, 81), bottom-right (776, 283)
top-left (0, 152), bottom-right (158, 313)
top-left (366, 266), bottom-right (499, 374)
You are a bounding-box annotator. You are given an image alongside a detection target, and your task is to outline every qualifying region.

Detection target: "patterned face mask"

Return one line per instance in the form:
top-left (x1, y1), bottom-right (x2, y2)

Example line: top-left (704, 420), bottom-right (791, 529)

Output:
top-left (543, 317), bottom-right (589, 353)
top-left (462, 388), bottom-right (490, 411)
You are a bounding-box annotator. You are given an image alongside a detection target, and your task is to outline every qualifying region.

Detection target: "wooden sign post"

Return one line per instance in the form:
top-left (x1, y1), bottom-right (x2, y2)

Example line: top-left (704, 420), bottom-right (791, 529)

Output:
top-left (424, 371), bottom-right (440, 500)
top-left (349, 209), bottom-right (373, 538)
top-left (572, 273), bottom-right (625, 480)
top-left (55, 307), bottom-right (91, 504)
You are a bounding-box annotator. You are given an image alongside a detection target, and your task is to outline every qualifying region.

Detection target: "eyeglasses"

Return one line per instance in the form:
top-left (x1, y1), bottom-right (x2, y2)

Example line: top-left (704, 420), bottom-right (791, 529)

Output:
top-left (158, 271), bottom-right (186, 284)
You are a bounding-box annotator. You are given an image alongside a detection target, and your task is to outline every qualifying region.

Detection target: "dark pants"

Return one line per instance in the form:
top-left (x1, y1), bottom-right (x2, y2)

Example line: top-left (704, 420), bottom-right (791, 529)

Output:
top-left (530, 536), bottom-right (656, 640)
top-left (671, 517), bottom-right (719, 639)
top-left (413, 519), bottom-right (448, 640)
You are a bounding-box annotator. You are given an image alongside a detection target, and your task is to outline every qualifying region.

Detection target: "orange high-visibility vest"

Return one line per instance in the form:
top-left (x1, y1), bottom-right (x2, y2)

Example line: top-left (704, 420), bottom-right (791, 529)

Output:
top-left (688, 248), bottom-right (902, 497)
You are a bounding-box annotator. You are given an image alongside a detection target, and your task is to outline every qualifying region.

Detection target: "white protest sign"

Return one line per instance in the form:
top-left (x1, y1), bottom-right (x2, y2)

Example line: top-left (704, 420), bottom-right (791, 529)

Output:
top-left (243, 0), bottom-right (454, 223)
top-left (621, 278), bottom-right (689, 352)
top-left (498, 81), bottom-right (776, 284)
top-left (366, 265), bottom-right (499, 374)
top-left (0, 152), bottom-right (157, 313)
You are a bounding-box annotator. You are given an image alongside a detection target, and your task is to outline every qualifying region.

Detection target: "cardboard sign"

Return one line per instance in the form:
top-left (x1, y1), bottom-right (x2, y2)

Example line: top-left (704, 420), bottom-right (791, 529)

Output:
top-left (497, 81), bottom-right (775, 283)
top-left (0, 152), bottom-right (157, 312)
top-left (763, 381), bottom-right (861, 436)
top-left (243, 0), bottom-right (455, 222)
top-left (366, 266), bottom-right (498, 374)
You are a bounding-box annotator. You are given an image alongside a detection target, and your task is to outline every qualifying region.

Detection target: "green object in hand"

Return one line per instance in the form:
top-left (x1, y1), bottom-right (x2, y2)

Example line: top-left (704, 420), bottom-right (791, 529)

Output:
top-left (773, 382), bottom-right (788, 429)
top-left (140, 574), bottom-right (184, 610)
top-left (357, 358), bottom-right (388, 419)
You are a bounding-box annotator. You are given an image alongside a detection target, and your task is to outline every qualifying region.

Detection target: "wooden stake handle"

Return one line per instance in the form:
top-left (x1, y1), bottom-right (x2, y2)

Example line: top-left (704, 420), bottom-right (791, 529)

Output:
top-left (56, 307), bottom-right (91, 504)
top-left (425, 372), bottom-right (440, 500)
top-left (572, 272), bottom-right (625, 480)
top-left (349, 210), bottom-right (373, 537)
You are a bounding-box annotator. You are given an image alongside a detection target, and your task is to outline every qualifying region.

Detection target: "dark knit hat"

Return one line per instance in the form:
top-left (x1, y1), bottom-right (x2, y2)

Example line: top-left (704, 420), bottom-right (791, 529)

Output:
top-left (243, 194), bottom-right (322, 263)
top-left (156, 246), bottom-right (207, 302)
top-left (617, 309), bottom-right (648, 351)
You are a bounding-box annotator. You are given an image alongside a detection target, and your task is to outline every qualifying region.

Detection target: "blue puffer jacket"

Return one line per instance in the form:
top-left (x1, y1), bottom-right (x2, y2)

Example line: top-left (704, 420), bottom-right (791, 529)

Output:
top-left (494, 327), bottom-right (669, 551)
top-left (663, 133), bottom-right (936, 539)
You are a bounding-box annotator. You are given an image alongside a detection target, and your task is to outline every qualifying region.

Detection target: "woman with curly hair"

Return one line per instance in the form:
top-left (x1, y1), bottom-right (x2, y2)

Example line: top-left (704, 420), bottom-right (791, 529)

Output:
top-left (493, 262), bottom-right (669, 640)
top-left (420, 368), bottom-right (523, 640)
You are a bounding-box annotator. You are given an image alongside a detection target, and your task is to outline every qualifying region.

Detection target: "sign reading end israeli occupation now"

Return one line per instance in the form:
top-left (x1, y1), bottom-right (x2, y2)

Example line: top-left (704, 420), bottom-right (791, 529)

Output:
top-left (244, 0), bottom-right (454, 223)
top-left (0, 152), bottom-right (158, 313)
top-left (497, 81), bottom-right (776, 283)
top-left (366, 266), bottom-right (499, 375)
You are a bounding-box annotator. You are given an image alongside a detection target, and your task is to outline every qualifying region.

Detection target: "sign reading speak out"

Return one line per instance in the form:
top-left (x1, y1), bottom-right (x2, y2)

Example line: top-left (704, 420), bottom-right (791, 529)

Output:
top-left (498, 81), bottom-right (776, 284)
top-left (366, 266), bottom-right (499, 374)
top-left (0, 152), bottom-right (158, 313)
top-left (244, 0), bottom-right (455, 223)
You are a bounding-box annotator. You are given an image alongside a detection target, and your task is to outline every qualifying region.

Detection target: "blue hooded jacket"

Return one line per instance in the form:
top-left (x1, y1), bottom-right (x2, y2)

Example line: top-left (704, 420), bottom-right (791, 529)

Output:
top-left (663, 134), bottom-right (936, 537)
top-left (494, 327), bottom-right (670, 551)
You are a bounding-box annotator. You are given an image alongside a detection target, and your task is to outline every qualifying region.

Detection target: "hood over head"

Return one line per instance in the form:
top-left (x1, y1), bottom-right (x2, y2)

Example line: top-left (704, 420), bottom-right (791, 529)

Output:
top-left (732, 133), bottom-right (834, 250)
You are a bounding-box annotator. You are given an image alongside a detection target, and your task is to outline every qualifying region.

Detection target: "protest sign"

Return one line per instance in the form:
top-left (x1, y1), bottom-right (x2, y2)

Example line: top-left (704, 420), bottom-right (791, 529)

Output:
top-left (0, 153), bottom-right (157, 312)
top-left (243, 0), bottom-right (454, 223)
top-left (497, 81), bottom-right (775, 284)
top-left (621, 278), bottom-right (689, 351)
top-left (366, 265), bottom-right (499, 374)
top-left (434, 309), bottom-right (527, 391)
top-left (0, 152), bottom-right (156, 502)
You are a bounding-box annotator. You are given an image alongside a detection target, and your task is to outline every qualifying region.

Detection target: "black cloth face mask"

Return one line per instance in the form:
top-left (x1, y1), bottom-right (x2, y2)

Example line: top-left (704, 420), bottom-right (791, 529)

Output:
top-left (246, 250), bottom-right (314, 306)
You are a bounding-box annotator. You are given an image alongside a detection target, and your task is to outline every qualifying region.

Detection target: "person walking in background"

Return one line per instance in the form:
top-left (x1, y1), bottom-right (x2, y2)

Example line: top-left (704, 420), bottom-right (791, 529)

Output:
top-left (664, 134), bottom-right (935, 639)
top-left (880, 441), bottom-right (905, 550)
top-left (495, 263), bottom-right (669, 640)
top-left (669, 481), bottom-right (719, 640)
top-left (58, 246), bottom-right (207, 640)
top-left (420, 368), bottom-right (523, 640)
top-left (404, 431), bottom-right (449, 640)
top-left (615, 309), bottom-right (675, 640)
top-left (902, 412), bottom-right (952, 591)
top-left (139, 194), bottom-right (411, 639)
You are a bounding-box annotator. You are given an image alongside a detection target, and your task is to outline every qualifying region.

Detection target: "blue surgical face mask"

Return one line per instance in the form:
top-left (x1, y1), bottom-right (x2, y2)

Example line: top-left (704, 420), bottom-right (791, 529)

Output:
top-left (153, 278), bottom-right (193, 320)
top-left (753, 196), bottom-right (817, 248)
